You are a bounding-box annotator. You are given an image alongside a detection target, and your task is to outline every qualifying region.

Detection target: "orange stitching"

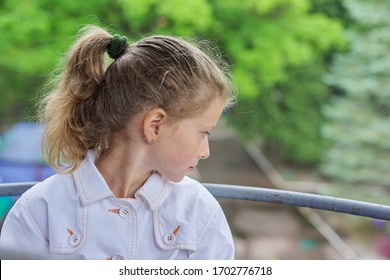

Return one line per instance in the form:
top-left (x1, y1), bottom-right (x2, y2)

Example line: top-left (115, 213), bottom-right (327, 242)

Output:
top-left (173, 225), bottom-right (181, 236)
top-left (23, 194), bottom-right (49, 241)
top-left (108, 208), bottom-right (120, 214)
top-left (50, 205), bottom-right (88, 252)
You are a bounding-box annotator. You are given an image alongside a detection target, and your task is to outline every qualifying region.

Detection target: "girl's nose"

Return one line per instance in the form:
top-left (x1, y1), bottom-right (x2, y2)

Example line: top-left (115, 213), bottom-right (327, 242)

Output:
top-left (199, 138), bottom-right (210, 160)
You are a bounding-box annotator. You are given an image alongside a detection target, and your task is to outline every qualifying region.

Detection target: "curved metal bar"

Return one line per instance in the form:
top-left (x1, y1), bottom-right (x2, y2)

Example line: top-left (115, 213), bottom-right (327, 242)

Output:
top-left (1, 182), bottom-right (390, 221)
top-left (0, 182), bottom-right (37, 197)
top-left (204, 183), bottom-right (390, 221)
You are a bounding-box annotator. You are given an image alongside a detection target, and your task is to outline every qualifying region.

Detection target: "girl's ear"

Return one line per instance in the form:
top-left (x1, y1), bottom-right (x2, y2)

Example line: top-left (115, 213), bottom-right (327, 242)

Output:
top-left (143, 108), bottom-right (168, 143)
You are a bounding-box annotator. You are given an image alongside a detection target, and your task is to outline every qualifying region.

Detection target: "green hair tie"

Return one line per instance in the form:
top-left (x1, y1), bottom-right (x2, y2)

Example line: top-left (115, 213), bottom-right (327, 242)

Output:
top-left (107, 34), bottom-right (128, 59)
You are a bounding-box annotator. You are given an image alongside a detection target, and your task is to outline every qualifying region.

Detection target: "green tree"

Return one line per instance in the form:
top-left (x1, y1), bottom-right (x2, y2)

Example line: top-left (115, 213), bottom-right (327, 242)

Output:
top-left (311, 0), bottom-right (352, 25)
top-left (229, 60), bottom-right (331, 163)
top-left (219, 0), bottom-right (346, 163)
top-left (0, 0), bottom-right (114, 124)
top-left (321, 0), bottom-right (390, 186)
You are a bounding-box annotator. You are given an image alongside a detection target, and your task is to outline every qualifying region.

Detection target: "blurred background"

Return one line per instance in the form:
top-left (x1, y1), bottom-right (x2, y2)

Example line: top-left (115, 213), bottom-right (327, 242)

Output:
top-left (1, 0), bottom-right (390, 259)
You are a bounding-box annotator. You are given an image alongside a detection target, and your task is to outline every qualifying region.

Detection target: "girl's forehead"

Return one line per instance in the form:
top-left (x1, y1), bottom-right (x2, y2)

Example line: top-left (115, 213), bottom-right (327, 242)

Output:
top-left (186, 98), bottom-right (225, 125)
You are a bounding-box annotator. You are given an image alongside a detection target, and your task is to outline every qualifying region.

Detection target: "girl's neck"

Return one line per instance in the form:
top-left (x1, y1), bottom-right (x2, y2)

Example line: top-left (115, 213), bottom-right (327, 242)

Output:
top-left (95, 142), bottom-right (152, 199)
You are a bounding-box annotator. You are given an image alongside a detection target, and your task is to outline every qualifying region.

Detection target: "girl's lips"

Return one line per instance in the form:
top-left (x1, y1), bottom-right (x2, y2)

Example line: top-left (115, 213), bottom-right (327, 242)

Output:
top-left (188, 163), bottom-right (198, 172)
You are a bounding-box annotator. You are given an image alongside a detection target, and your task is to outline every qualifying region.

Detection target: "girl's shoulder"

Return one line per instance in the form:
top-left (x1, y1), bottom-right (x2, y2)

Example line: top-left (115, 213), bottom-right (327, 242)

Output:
top-left (5, 173), bottom-right (77, 241)
top-left (149, 176), bottom-right (224, 252)
top-left (160, 176), bottom-right (221, 220)
top-left (169, 176), bottom-right (217, 203)
top-left (21, 173), bottom-right (77, 209)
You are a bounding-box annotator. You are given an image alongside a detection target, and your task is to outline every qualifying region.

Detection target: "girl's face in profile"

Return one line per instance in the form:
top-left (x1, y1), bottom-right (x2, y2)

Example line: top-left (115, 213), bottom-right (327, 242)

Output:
top-left (152, 97), bottom-right (225, 183)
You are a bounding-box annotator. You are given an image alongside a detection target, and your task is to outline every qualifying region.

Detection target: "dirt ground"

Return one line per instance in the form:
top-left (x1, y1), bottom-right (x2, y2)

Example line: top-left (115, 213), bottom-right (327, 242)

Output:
top-left (195, 128), bottom-right (385, 260)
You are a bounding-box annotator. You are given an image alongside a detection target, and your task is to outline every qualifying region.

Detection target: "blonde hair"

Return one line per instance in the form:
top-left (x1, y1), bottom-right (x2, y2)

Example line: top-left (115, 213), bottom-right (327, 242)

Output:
top-left (39, 25), bottom-right (236, 172)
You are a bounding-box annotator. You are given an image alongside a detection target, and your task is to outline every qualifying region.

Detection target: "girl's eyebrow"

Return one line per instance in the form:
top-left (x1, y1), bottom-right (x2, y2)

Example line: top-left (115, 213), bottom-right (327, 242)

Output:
top-left (205, 125), bottom-right (216, 130)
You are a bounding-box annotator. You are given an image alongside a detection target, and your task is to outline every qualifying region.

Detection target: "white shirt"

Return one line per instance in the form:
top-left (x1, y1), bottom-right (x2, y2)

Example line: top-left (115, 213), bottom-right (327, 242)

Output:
top-left (0, 151), bottom-right (234, 260)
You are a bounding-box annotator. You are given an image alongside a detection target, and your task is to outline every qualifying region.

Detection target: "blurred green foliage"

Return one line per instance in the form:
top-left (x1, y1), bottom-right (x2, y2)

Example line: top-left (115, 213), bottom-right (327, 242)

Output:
top-left (224, 0), bottom-right (347, 163)
top-left (0, 0), bottom-right (347, 165)
top-left (0, 0), bottom-right (114, 123)
top-left (321, 0), bottom-right (390, 186)
top-left (229, 60), bottom-right (331, 163)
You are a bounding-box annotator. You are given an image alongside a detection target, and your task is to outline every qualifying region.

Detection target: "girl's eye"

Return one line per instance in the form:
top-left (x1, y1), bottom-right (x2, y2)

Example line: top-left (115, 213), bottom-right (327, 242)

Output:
top-left (202, 131), bottom-right (211, 137)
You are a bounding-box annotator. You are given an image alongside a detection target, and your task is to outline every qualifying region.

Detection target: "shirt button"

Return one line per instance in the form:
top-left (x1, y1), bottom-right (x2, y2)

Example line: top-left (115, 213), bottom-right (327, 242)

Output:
top-left (163, 232), bottom-right (176, 245)
top-left (69, 233), bottom-right (81, 246)
top-left (112, 253), bottom-right (125, 260)
top-left (119, 207), bottom-right (131, 219)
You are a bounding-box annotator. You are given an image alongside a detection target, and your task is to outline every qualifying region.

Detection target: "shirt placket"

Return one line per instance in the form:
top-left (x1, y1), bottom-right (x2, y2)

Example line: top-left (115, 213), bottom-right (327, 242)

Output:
top-left (107, 202), bottom-right (138, 260)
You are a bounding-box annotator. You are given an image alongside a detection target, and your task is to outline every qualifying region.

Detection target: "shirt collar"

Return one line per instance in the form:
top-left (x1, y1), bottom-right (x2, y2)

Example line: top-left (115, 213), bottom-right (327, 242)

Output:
top-left (73, 151), bottom-right (167, 209)
top-left (136, 172), bottom-right (167, 211)
top-left (73, 151), bottom-right (114, 206)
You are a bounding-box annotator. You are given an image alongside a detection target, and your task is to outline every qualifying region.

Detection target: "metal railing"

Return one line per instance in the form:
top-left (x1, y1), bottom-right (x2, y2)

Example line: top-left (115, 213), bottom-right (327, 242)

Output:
top-left (1, 181), bottom-right (390, 221)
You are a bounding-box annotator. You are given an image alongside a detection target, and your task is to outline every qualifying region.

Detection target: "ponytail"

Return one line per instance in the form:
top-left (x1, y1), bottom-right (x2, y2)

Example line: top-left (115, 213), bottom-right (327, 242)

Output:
top-left (39, 25), bottom-right (114, 172)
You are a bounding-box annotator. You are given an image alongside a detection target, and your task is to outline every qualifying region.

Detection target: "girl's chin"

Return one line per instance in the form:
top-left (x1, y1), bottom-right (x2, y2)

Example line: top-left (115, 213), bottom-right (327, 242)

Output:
top-left (163, 172), bottom-right (187, 183)
top-left (158, 166), bottom-right (195, 182)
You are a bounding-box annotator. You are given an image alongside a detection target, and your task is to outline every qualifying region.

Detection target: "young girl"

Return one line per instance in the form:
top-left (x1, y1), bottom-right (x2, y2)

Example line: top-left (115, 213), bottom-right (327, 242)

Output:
top-left (0, 25), bottom-right (236, 259)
